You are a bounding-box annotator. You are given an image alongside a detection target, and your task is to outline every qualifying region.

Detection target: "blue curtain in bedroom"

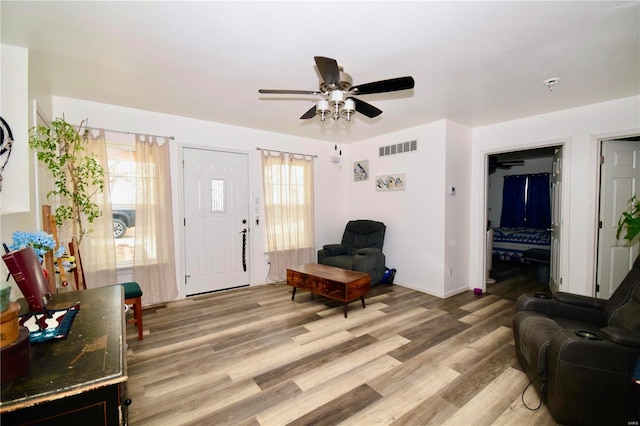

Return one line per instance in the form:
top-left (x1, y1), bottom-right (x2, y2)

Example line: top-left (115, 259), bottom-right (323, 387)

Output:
top-left (500, 175), bottom-right (527, 227)
top-left (525, 173), bottom-right (551, 229)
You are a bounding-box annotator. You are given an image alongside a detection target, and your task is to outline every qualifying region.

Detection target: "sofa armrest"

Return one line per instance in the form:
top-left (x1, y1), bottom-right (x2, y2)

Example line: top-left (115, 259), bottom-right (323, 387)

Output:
top-left (356, 247), bottom-right (381, 256)
top-left (318, 244), bottom-right (347, 264)
top-left (553, 291), bottom-right (606, 310)
top-left (322, 244), bottom-right (347, 255)
top-left (353, 251), bottom-right (386, 285)
top-left (546, 328), bottom-right (640, 425)
top-left (516, 294), bottom-right (604, 326)
top-left (600, 327), bottom-right (640, 348)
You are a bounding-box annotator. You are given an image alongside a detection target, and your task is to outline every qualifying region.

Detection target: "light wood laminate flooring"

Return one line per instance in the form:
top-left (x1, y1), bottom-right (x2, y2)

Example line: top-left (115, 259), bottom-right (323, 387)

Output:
top-left (125, 283), bottom-right (557, 425)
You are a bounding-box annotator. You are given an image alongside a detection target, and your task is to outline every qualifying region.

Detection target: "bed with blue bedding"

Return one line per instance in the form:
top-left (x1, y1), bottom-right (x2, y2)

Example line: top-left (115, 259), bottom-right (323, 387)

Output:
top-left (492, 227), bottom-right (551, 263)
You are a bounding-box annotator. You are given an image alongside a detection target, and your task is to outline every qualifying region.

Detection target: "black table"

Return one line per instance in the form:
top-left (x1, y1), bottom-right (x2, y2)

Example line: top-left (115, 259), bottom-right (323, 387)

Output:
top-left (1, 286), bottom-right (127, 425)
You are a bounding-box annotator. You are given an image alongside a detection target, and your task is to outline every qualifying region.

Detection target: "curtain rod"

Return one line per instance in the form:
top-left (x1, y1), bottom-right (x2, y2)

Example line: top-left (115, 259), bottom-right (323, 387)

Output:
top-left (84, 125), bottom-right (174, 140)
top-left (256, 147), bottom-right (317, 158)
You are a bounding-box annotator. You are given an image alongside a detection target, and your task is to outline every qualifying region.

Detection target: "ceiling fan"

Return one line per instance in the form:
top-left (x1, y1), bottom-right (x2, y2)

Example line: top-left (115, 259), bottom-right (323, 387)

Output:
top-left (489, 156), bottom-right (525, 174)
top-left (258, 56), bottom-right (415, 122)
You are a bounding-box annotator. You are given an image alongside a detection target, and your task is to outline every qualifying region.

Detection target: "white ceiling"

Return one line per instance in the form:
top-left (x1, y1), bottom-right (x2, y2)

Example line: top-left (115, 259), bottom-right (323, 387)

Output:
top-left (2, 1), bottom-right (639, 143)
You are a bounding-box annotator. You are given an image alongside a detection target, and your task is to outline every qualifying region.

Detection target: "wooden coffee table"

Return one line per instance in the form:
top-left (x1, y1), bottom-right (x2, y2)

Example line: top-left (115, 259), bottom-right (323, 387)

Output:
top-left (286, 263), bottom-right (371, 318)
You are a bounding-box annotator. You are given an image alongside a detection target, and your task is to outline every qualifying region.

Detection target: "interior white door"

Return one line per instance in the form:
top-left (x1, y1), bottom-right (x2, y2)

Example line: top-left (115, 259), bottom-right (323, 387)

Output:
top-left (549, 146), bottom-right (563, 293)
top-left (183, 148), bottom-right (250, 296)
top-left (596, 139), bottom-right (640, 299)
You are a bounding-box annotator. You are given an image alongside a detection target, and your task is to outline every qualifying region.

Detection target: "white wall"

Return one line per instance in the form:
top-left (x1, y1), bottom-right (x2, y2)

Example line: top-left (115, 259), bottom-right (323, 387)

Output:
top-left (343, 119), bottom-right (472, 298)
top-left (470, 96), bottom-right (640, 297)
top-left (52, 96), bottom-right (346, 300)
top-left (444, 120), bottom-right (472, 296)
top-left (345, 120), bottom-right (451, 297)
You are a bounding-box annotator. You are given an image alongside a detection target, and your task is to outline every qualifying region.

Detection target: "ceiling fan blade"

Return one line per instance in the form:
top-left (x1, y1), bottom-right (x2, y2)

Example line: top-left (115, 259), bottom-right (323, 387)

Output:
top-left (314, 56), bottom-right (341, 87)
top-left (259, 89), bottom-right (321, 95)
top-left (351, 76), bottom-right (415, 95)
top-left (300, 105), bottom-right (317, 119)
top-left (352, 97), bottom-right (382, 118)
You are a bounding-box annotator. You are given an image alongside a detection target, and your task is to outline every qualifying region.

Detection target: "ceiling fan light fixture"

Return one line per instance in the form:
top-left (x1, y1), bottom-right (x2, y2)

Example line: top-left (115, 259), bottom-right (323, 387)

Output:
top-left (316, 99), bottom-right (330, 121)
top-left (341, 98), bottom-right (355, 122)
top-left (330, 90), bottom-right (344, 106)
top-left (258, 56), bottom-right (415, 124)
top-left (329, 90), bottom-right (344, 120)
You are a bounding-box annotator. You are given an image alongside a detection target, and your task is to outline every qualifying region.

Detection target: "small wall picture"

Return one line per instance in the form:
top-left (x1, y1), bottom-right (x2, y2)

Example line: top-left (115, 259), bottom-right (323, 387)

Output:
top-left (376, 174), bottom-right (406, 191)
top-left (353, 160), bottom-right (369, 181)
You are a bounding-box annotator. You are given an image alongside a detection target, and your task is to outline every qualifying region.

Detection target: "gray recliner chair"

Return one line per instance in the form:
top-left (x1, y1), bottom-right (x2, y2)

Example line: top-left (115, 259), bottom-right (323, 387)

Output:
top-left (317, 220), bottom-right (386, 285)
top-left (513, 256), bottom-right (640, 425)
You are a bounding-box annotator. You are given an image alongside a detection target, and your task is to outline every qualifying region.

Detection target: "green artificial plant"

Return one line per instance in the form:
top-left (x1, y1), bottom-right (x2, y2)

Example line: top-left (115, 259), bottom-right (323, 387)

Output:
top-left (29, 117), bottom-right (104, 246)
top-left (616, 195), bottom-right (640, 242)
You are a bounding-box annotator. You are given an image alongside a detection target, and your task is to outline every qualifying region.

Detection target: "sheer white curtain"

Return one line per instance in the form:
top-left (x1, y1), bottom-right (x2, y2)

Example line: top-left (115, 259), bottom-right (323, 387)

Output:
top-left (132, 136), bottom-right (178, 304)
top-left (261, 150), bottom-right (315, 281)
top-left (79, 129), bottom-right (117, 288)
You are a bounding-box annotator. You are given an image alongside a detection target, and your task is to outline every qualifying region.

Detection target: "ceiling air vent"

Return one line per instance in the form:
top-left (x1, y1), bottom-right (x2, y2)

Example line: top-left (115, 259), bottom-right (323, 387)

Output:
top-left (379, 140), bottom-right (417, 157)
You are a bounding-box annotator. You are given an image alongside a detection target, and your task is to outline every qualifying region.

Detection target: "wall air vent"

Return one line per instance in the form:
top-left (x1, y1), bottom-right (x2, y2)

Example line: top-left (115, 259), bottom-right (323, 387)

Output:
top-left (379, 140), bottom-right (417, 157)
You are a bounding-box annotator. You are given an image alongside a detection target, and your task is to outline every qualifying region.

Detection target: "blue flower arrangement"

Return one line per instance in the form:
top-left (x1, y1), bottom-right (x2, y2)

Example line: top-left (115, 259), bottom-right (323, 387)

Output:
top-left (8, 231), bottom-right (65, 261)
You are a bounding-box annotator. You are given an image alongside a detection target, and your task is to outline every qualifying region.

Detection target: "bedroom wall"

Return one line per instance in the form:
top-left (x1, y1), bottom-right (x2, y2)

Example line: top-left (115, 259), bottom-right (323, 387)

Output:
top-left (487, 156), bottom-right (554, 228)
top-left (52, 96), bottom-right (347, 300)
top-left (470, 96), bottom-right (640, 297)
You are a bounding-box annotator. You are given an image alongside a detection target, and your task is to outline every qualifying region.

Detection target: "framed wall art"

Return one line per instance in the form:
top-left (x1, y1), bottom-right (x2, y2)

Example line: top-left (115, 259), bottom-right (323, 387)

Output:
top-left (376, 174), bottom-right (406, 191)
top-left (353, 160), bottom-right (369, 181)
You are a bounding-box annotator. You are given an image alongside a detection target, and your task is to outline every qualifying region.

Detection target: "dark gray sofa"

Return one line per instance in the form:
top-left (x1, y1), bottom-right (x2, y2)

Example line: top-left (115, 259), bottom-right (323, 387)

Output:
top-left (513, 255), bottom-right (640, 425)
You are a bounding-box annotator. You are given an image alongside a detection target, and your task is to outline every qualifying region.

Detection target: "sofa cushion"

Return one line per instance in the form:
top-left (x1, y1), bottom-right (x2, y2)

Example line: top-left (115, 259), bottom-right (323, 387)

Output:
top-left (341, 220), bottom-right (385, 256)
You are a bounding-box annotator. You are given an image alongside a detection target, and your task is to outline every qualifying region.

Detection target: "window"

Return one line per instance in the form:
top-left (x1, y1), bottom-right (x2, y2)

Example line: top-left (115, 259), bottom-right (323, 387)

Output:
top-left (264, 163), bottom-right (313, 250)
top-left (107, 142), bottom-right (136, 268)
top-left (211, 179), bottom-right (225, 212)
top-left (500, 173), bottom-right (551, 229)
top-left (261, 151), bottom-right (315, 281)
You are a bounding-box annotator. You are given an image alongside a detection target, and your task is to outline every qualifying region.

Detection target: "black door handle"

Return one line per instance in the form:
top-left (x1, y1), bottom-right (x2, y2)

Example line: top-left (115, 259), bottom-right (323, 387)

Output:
top-left (241, 229), bottom-right (247, 271)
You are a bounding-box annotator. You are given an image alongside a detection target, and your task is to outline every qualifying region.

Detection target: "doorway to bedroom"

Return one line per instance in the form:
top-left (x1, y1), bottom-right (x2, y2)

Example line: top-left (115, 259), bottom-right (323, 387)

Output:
top-left (485, 145), bottom-right (561, 300)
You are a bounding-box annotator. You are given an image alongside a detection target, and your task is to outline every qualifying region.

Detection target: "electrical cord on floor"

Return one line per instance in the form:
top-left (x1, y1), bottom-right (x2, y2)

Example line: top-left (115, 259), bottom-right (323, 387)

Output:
top-left (264, 261), bottom-right (287, 285)
top-left (265, 261), bottom-right (273, 284)
top-left (522, 372), bottom-right (545, 411)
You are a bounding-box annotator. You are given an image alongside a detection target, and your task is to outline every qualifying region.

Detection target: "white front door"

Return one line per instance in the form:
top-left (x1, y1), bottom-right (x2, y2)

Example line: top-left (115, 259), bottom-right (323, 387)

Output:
top-left (183, 148), bottom-right (250, 296)
top-left (549, 146), bottom-right (563, 293)
top-left (596, 139), bottom-right (640, 299)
